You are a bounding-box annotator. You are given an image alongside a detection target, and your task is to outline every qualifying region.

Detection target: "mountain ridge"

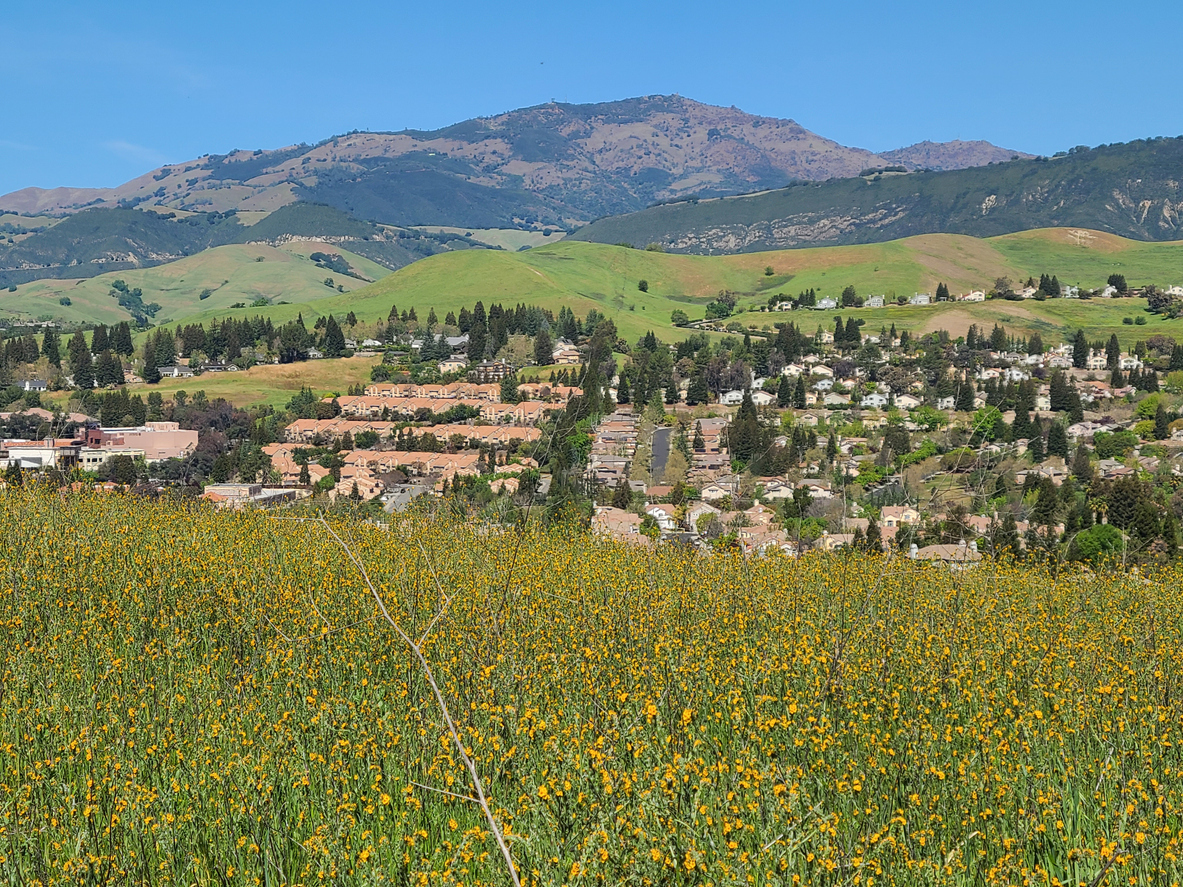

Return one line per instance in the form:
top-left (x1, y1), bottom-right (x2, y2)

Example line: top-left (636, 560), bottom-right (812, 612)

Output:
top-left (0, 95), bottom-right (1031, 227)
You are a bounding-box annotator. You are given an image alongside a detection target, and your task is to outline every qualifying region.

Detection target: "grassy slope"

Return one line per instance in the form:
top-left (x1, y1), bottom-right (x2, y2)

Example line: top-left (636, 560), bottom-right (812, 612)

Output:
top-left (219, 227), bottom-right (1183, 344)
top-left (2, 242), bottom-right (391, 326)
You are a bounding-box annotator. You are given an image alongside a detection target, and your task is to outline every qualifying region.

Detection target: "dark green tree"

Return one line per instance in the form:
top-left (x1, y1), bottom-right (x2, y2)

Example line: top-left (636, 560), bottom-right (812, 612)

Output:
top-left (42, 329), bottom-right (61, 368)
top-left (323, 315), bottom-right (346, 357)
top-left (533, 328), bottom-right (553, 366)
top-left (90, 324), bottom-right (109, 355)
top-left (611, 477), bottom-right (632, 509)
top-left (793, 375), bottom-right (807, 409)
top-left (1106, 334), bottom-right (1120, 370)
top-left (1072, 330), bottom-right (1089, 368)
top-left (1046, 422), bottom-right (1069, 458)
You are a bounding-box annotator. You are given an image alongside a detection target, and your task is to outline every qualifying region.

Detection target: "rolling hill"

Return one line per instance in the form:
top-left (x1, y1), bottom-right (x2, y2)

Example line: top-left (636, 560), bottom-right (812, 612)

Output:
top-left (569, 138), bottom-right (1183, 252)
top-left (161, 228), bottom-right (1183, 348)
top-left (0, 203), bottom-right (487, 289)
top-left (2, 241), bottom-right (391, 326)
top-left (0, 96), bottom-right (1028, 229)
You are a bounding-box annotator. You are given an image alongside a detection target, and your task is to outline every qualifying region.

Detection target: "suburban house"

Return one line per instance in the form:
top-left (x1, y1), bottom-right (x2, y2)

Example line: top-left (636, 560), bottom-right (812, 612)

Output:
top-left (961, 291), bottom-right (986, 302)
top-left (751, 390), bottom-right (776, 407)
top-left (881, 505), bottom-right (921, 527)
top-left (644, 504), bottom-right (679, 532)
top-left (719, 390), bottom-right (746, 406)
top-left (864, 295), bottom-right (885, 308)
top-left (815, 298), bottom-right (838, 310)
top-left (438, 357), bottom-right (468, 374)
top-left (158, 366), bottom-right (195, 379)
top-left (909, 293), bottom-right (931, 305)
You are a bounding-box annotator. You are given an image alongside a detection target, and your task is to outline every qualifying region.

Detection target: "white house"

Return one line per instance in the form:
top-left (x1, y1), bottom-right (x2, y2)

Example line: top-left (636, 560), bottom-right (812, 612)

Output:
top-left (719, 389), bottom-right (746, 406)
top-left (644, 504), bottom-right (679, 532)
top-left (864, 295), bottom-right (885, 309)
top-left (811, 365), bottom-right (834, 377)
top-left (1034, 394), bottom-right (1052, 411)
top-left (894, 393), bottom-right (922, 409)
top-left (813, 378), bottom-right (834, 391)
top-left (1100, 285), bottom-right (1118, 298)
top-left (1086, 351), bottom-right (1108, 371)
top-left (861, 393), bottom-right (889, 409)
top-left (937, 396), bottom-right (955, 410)
top-left (781, 363), bottom-right (805, 378)
top-left (909, 293), bottom-right (931, 306)
top-left (751, 390), bottom-right (776, 407)
top-left (961, 291), bottom-right (986, 302)
top-left (815, 298), bottom-right (838, 310)
top-left (1118, 355), bottom-right (1143, 371)
top-left (823, 392), bottom-right (850, 407)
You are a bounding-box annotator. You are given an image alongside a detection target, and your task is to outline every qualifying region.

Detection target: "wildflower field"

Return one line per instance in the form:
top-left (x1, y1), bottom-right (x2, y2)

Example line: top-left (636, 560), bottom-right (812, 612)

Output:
top-left (2, 490), bottom-right (1182, 885)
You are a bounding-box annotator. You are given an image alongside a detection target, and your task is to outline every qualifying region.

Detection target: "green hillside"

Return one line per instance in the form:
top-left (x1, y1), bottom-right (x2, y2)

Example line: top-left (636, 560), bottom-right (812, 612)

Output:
top-left (1, 242), bottom-right (391, 326)
top-left (569, 137), bottom-right (1183, 253)
top-left (209, 228), bottom-right (1183, 344)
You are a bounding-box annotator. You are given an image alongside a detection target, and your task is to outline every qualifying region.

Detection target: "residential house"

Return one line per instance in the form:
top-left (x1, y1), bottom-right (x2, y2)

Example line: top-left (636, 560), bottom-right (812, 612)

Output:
top-left (751, 390), bottom-right (776, 407)
top-left (438, 357), bottom-right (468, 374)
top-left (894, 394), bottom-right (922, 409)
top-left (961, 290), bottom-right (986, 302)
top-left (719, 389), bottom-right (746, 406)
top-left (880, 505), bottom-right (921, 527)
top-left (645, 504), bottom-right (679, 532)
top-left (909, 293), bottom-right (931, 306)
top-left (815, 298), bottom-right (838, 310)
top-left (861, 393), bottom-right (889, 409)
top-left (909, 540), bottom-right (982, 568)
top-left (158, 366), bottom-right (195, 379)
top-left (864, 295), bottom-right (885, 308)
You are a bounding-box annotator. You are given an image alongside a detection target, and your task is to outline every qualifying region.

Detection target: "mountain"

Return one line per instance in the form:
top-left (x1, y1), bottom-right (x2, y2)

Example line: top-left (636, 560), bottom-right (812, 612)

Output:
top-left (568, 138), bottom-right (1183, 253)
top-left (0, 96), bottom-right (1028, 229)
top-left (0, 203), bottom-right (486, 289)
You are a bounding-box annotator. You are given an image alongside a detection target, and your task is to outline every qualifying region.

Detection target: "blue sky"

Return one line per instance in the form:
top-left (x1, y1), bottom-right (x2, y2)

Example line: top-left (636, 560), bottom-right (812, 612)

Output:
top-left (2, 0), bottom-right (1181, 196)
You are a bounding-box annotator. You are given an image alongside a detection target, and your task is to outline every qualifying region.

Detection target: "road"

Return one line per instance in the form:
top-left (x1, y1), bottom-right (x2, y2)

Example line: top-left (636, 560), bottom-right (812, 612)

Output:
top-left (650, 427), bottom-right (672, 483)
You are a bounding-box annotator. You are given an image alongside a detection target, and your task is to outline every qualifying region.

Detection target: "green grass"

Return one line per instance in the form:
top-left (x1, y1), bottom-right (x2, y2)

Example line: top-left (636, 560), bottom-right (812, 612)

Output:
top-left (2, 242), bottom-right (392, 326)
top-left (233, 228), bottom-right (1183, 345)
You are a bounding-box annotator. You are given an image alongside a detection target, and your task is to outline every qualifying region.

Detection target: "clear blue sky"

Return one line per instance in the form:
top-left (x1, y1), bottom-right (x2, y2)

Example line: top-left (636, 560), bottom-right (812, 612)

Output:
top-left (3, 0), bottom-right (1181, 197)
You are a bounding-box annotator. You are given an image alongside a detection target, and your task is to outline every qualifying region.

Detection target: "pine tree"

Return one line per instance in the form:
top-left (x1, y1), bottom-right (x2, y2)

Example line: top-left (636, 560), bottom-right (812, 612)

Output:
top-left (533, 328), bottom-right (553, 366)
top-left (936, 282), bottom-right (950, 301)
top-left (1106, 334), bottom-right (1120, 369)
top-left (323, 315), bottom-right (346, 357)
top-left (990, 324), bottom-right (1007, 352)
top-left (42, 329), bottom-right (61, 368)
top-left (1072, 330), bottom-right (1089, 368)
top-left (142, 338), bottom-right (161, 384)
top-left (955, 375), bottom-right (975, 411)
top-left (1110, 367), bottom-right (1125, 388)
top-left (612, 477), bottom-right (632, 509)
top-left (693, 421), bottom-right (705, 451)
top-left (1047, 422), bottom-right (1069, 458)
top-left (866, 518), bottom-right (882, 552)
top-left (825, 431), bottom-right (838, 464)
top-left (1028, 432), bottom-right (1045, 463)
top-left (112, 322), bottom-right (134, 356)
top-left (777, 375), bottom-right (791, 407)
top-left (1071, 445), bottom-right (1093, 483)
top-left (1028, 332), bottom-right (1044, 355)
top-left (90, 324), bottom-right (109, 355)
top-left (72, 348), bottom-right (94, 390)
top-left (1155, 403), bottom-right (1170, 440)
top-left (615, 373), bottom-right (630, 404)
top-left (664, 380), bottom-right (679, 405)
top-left (685, 373), bottom-right (708, 406)
top-left (793, 375), bottom-right (807, 409)
top-left (994, 513), bottom-right (1019, 556)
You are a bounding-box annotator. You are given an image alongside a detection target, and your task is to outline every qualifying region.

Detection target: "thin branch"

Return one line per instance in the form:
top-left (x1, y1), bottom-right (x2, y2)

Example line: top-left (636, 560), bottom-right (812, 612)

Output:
top-left (316, 517), bottom-right (521, 887)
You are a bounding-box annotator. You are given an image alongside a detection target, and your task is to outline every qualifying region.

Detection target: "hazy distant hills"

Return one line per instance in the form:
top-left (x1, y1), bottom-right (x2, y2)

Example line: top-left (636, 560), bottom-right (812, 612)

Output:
top-left (569, 138), bottom-right (1183, 253)
top-left (0, 95), bottom-right (1030, 228)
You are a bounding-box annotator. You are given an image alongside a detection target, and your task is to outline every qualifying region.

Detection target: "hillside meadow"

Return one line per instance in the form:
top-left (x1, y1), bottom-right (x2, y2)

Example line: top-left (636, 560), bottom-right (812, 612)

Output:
top-left (173, 227), bottom-right (1183, 345)
top-left (1, 241), bottom-right (389, 327)
top-left (1, 489), bottom-right (1180, 884)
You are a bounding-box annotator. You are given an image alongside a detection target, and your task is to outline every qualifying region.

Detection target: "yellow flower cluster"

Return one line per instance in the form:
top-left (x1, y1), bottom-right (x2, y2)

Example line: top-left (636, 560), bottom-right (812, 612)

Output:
top-left (0, 487), bottom-right (1180, 885)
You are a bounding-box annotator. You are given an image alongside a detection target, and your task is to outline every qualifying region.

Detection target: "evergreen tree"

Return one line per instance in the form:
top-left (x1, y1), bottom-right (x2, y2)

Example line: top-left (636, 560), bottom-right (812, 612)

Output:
top-left (112, 322), bottom-right (134, 356)
top-left (611, 477), bottom-right (632, 509)
top-left (685, 373), bottom-right (708, 406)
top-left (1027, 332), bottom-right (1044, 355)
top-left (72, 347), bottom-right (94, 390)
top-left (777, 375), bottom-right (792, 407)
top-left (955, 375), bottom-right (975, 411)
top-left (1155, 403), bottom-right (1170, 440)
top-left (1106, 333), bottom-right (1120, 369)
top-left (727, 391), bottom-right (764, 464)
top-left (693, 421), bottom-right (705, 451)
top-left (90, 324), bottom-right (109, 355)
top-left (426, 307), bottom-right (437, 328)
top-left (142, 338), bottom-right (161, 384)
top-left (1171, 344), bottom-right (1183, 372)
top-left (990, 324), bottom-right (1007, 352)
top-left (1028, 431), bottom-right (1045, 463)
top-left (615, 373), bottom-right (630, 404)
top-left (866, 517), bottom-right (882, 552)
top-left (793, 376), bottom-right (806, 409)
top-left (350, 481), bottom-right (361, 502)
top-left (533, 328), bottom-right (553, 366)
top-left (825, 431), bottom-right (838, 464)
top-left (1071, 445), bottom-right (1093, 483)
top-left (323, 315), bottom-right (346, 357)
top-left (467, 323), bottom-right (488, 361)
top-left (1072, 330), bottom-right (1089, 368)
top-left (1046, 422), bottom-right (1069, 458)
top-left (994, 513), bottom-right (1020, 556)
top-left (936, 282), bottom-right (950, 301)
top-left (42, 329), bottom-right (61, 368)
top-left (664, 380), bottom-right (679, 405)
top-left (1110, 366), bottom-right (1125, 388)
top-left (1048, 370), bottom-right (1072, 412)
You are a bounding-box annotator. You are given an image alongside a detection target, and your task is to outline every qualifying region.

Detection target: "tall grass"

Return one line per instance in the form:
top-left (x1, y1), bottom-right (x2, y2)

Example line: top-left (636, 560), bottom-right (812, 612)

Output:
top-left (0, 488), bottom-right (1179, 884)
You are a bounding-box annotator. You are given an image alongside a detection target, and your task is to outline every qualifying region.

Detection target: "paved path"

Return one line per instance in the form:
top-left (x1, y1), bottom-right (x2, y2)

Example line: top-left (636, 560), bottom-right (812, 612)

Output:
top-left (651, 426), bottom-right (672, 482)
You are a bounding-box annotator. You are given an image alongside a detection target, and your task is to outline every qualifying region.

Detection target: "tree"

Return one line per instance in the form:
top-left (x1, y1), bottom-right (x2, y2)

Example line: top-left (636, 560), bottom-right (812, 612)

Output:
top-left (467, 323), bottom-right (488, 361)
top-left (1155, 403), bottom-right (1171, 440)
top-left (935, 282), bottom-right (950, 301)
top-left (1048, 370), bottom-right (1072, 412)
top-left (323, 315), bottom-right (346, 357)
top-left (615, 373), bottom-right (630, 404)
top-left (1108, 273), bottom-right (1128, 294)
top-left (1028, 432), bottom-right (1045, 463)
top-left (1027, 332), bottom-right (1043, 355)
top-left (685, 373), bottom-right (709, 406)
top-left (841, 285), bottom-right (860, 307)
top-left (533, 328), bottom-right (553, 366)
top-left (350, 481), bottom-right (362, 502)
top-left (693, 421), bottom-right (705, 451)
top-left (727, 391), bottom-right (765, 464)
top-left (1072, 330), bottom-right (1089, 369)
top-left (990, 324), bottom-right (1007, 352)
top-left (638, 280), bottom-right (649, 293)
top-left (793, 375), bottom-right (807, 409)
top-left (1106, 333), bottom-right (1120, 370)
top-left (670, 309), bottom-right (689, 326)
top-left (42, 329), bottom-right (61, 369)
top-left (955, 375), bottom-right (975, 412)
top-left (1047, 422), bottom-right (1069, 458)
top-left (94, 350), bottom-right (124, 387)
top-left (825, 431), bottom-right (838, 464)
top-left (993, 512), bottom-right (1019, 556)
top-left (298, 462), bottom-right (311, 487)
top-left (72, 346), bottom-right (94, 390)
top-left (866, 518), bottom-right (882, 552)
top-left (90, 324), bottom-right (109, 355)
top-left (112, 322), bottom-right (134, 356)
top-left (142, 339), bottom-right (161, 384)
top-left (777, 375), bottom-right (792, 407)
